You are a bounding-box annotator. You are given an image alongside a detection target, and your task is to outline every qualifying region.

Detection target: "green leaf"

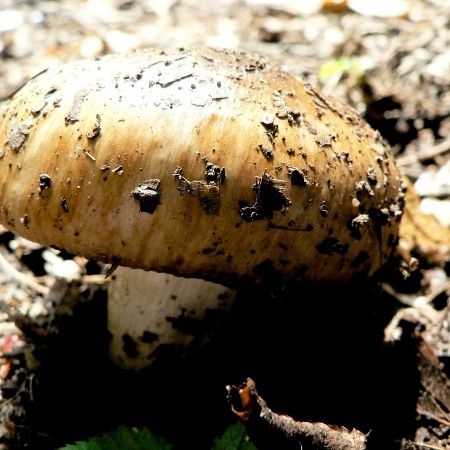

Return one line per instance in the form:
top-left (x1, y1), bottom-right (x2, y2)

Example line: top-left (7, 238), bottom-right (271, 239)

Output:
top-left (212, 422), bottom-right (257, 450)
top-left (60, 421), bottom-right (255, 450)
top-left (319, 56), bottom-right (372, 82)
top-left (59, 426), bottom-right (173, 450)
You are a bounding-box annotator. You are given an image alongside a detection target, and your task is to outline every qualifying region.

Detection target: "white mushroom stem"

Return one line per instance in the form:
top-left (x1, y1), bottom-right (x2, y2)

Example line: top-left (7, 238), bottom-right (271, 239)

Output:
top-left (107, 267), bottom-right (236, 370)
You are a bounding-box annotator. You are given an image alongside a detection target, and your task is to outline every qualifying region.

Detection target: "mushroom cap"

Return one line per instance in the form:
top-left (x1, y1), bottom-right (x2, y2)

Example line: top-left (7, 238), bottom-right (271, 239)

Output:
top-left (0, 47), bottom-right (405, 284)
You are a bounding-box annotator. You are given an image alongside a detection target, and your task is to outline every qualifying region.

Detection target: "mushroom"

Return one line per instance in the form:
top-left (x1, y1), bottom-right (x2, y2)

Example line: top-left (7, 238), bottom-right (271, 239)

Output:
top-left (0, 47), bottom-right (405, 367)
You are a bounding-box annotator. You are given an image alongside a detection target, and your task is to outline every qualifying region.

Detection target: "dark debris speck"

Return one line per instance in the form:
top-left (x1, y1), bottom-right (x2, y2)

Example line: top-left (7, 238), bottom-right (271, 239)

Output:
top-left (140, 331), bottom-right (159, 344)
top-left (131, 179), bottom-right (161, 214)
top-left (111, 165), bottom-right (123, 175)
top-left (122, 334), bottom-right (139, 358)
top-left (260, 114), bottom-right (279, 140)
top-left (86, 114), bottom-right (101, 139)
top-left (367, 167), bottom-right (378, 185)
top-left (319, 201), bottom-right (328, 217)
top-left (287, 167), bottom-right (308, 186)
top-left (316, 237), bottom-right (349, 256)
top-left (60, 197), bottom-right (69, 213)
top-left (204, 162), bottom-right (225, 184)
top-left (257, 144), bottom-right (273, 160)
top-left (38, 174), bottom-right (52, 193)
top-left (350, 214), bottom-right (370, 239)
top-left (240, 172), bottom-right (292, 222)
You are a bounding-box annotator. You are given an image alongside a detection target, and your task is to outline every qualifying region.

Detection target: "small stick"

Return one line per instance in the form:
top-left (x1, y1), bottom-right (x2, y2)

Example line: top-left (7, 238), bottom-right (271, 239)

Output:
top-left (397, 136), bottom-right (450, 167)
top-left (411, 443), bottom-right (445, 450)
top-left (227, 378), bottom-right (367, 450)
top-left (0, 251), bottom-right (49, 296)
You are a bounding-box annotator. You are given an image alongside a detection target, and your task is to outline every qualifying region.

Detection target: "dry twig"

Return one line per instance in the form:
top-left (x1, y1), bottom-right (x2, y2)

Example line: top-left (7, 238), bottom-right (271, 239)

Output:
top-left (411, 442), bottom-right (446, 450)
top-left (397, 136), bottom-right (450, 167)
top-left (227, 378), bottom-right (367, 450)
top-left (0, 251), bottom-right (49, 296)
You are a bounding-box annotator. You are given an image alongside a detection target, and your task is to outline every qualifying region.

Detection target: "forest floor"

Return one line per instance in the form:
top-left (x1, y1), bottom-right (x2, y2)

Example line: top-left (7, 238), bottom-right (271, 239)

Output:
top-left (0, 1), bottom-right (449, 449)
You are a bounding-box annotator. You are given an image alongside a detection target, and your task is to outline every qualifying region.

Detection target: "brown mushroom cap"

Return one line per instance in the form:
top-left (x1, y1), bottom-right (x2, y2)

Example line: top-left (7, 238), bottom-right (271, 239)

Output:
top-left (0, 47), bottom-right (405, 284)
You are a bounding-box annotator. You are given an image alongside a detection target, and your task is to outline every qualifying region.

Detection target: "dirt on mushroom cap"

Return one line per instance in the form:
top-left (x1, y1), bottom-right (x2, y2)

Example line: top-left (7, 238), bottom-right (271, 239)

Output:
top-left (0, 47), bottom-right (405, 285)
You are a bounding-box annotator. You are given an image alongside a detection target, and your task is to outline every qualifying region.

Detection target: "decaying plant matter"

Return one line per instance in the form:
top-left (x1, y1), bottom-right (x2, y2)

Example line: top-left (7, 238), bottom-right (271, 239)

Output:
top-left (228, 378), bottom-right (367, 450)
